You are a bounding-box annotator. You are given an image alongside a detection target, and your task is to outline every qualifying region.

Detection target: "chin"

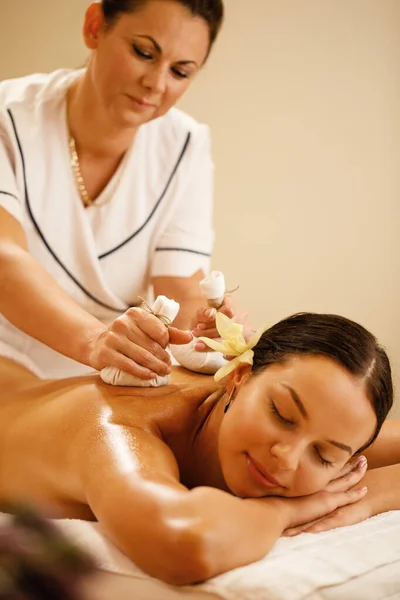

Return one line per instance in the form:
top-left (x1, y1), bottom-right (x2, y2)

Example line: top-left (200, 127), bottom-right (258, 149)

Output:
top-left (119, 111), bottom-right (151, 128)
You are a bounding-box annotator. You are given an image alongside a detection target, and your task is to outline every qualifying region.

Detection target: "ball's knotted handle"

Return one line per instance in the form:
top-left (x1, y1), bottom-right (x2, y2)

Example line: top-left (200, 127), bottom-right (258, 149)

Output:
top-left (199, 271), bottom-right (226, 309)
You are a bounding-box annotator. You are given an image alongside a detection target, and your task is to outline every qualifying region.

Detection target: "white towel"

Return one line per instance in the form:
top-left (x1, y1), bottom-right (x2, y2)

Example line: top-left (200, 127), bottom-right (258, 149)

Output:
top-left (2, 511), bottom-right (399, 599)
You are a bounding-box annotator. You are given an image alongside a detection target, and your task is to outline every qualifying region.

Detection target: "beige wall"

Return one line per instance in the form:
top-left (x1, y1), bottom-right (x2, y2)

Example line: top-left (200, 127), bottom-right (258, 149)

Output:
top-left (1, 0), bottom-right (399, 415)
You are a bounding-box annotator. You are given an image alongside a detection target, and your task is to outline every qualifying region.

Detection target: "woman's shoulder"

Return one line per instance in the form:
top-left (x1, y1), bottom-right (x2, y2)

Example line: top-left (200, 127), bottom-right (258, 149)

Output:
top-left (0, 69), bottom-right (81, 112)
top-left (97, 368), bottom-right (219, 437)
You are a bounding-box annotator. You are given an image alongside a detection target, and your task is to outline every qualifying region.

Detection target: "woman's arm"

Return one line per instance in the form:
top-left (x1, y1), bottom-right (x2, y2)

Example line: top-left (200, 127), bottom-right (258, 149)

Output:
top-left (0, 208), bottom-right (189, 378)
top-left (80, 423), bottom-right (367, 585)
top-left (284, 462), bottom-right (400, 536)
top-left (363, 421), bottom-right (400, 468)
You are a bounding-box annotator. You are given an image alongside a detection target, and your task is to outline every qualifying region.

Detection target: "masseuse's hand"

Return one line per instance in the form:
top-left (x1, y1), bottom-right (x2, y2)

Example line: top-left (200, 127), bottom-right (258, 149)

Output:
top-left (88, 308), bottom-right (192, 380)
top-left (284, 464), bottom-right (399, 536)
top-left (192, 296), bottom-right (252, 351)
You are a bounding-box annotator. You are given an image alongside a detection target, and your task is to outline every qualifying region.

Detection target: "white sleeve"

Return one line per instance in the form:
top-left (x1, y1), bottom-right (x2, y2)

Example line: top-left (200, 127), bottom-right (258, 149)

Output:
top-left (151, 125), bottom-right (215, 278)
top-left (0, 120), bottom-right (23, 223)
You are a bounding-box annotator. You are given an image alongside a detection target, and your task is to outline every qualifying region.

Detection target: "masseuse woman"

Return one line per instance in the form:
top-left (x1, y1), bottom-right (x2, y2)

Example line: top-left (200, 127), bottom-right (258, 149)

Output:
top-left (0, 0), bottom-right (230, 380)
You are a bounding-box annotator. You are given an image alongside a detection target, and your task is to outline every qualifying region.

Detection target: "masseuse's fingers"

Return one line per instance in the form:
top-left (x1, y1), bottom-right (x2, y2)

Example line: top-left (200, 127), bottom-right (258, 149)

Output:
top-left (192, 297), bottom-right (235, 350)
top-left (124, 308), bottom-right (170, 348)
top-left (192, 307), bottom-right (217, 331)
top-left (97, 346), bottom-right (160, 381)
top-left (324, 456), bottom-right (368, 493)
top-left (195, 327), bottom-right (219, 339)
top-left (96, 329), bottom-right (172, 378)
top-left (168, 327), bottom-right (193, 345)
top-left (90, 309), bottom-right (177, 379)
top-left (216, 295), bottom-right (235, 319)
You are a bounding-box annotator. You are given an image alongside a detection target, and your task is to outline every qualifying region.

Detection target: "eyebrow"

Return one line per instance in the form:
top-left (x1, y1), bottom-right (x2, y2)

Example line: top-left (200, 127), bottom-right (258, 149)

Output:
top-left (134, 35), bottom-right (199, 67)
top-left (280, 383), bottom-right (353, 455)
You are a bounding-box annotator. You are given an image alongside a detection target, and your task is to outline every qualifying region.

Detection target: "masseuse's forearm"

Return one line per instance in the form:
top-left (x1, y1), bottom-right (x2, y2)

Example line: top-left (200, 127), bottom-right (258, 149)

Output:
top-left (173, 296), bottom-right (205, 329)
top-left (0, 245), bottom-right (104, 365)
top-left (152, 271), bottom-right (207, 330)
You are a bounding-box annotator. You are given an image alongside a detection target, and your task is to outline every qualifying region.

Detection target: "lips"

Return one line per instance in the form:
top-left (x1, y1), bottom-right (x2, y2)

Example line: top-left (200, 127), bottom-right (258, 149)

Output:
top-left (246, 453), bottom-right (284, 489)
top-left (128, 95), bottom-right (156, 109)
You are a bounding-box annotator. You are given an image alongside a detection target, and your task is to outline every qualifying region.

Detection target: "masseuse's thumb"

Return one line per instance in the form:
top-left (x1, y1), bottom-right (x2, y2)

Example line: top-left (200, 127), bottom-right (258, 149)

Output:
top-left (168, 327), bottom-right (193, 345)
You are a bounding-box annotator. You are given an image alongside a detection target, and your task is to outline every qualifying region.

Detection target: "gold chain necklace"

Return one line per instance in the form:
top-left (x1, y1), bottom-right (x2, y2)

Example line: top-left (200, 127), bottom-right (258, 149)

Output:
top-left (68, 134), bottom-right (120, 209)
top-left (68, 135), bottom-right (93, 207)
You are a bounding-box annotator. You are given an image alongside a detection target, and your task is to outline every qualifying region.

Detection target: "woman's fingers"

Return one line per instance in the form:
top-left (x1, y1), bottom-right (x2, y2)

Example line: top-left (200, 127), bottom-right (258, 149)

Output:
top-left (287, 485), bottom-right (368, 530)
top-left (324, 456), bottom-right (368, 493)
top-left (284, 494), bottom-right (370, 537)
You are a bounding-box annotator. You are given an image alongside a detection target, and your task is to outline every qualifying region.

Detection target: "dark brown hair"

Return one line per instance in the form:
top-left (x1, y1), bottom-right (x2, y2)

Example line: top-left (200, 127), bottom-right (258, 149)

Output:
top-left (252, 313), bottom-right (393, 452)
top-left (101, 0), bottom-right (224, 52)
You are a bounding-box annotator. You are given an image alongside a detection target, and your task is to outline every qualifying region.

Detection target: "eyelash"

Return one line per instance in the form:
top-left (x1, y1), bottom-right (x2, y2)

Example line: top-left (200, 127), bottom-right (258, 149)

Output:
top-left (132, 45), bottom-right (189, 79)
top-left (270, 401), bottom-right (334, 468)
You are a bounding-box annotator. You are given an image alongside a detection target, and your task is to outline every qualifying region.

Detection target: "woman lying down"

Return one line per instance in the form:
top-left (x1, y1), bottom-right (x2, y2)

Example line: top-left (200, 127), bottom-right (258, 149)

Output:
top-left (0, 312), bottom-right (399, 586)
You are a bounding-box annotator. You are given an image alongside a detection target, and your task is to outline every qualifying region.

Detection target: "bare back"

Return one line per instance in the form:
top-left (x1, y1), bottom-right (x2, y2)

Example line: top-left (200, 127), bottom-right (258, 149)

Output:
top-left (0, 358), bottom-right (219, 518)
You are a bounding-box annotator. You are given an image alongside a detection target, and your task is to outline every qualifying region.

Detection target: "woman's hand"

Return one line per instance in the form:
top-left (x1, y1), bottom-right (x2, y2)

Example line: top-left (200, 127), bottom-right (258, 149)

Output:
top-left (280, 485), bottom-right (369, 533)
top-left (322, 455), bottom-right (368, 493)
top-left (277, 456), bottom-right (369, 534)
top-left (192, 296), bottom-right (252, 351)
top-left (88, 308), bottom-right (192, 380)
top-left (284, 464), bottom-right (400, 536)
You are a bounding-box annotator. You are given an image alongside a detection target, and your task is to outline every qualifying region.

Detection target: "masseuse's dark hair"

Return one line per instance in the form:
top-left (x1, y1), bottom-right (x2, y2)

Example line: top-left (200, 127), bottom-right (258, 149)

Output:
top-left (101, 0), bottom-right (224, 52)
top-left (252, 313), bottom-right (393, 452)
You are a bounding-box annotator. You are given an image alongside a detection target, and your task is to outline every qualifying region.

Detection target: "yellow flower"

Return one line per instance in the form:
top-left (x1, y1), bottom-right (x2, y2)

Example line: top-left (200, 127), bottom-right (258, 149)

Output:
top-left (199, 313), bottom-right (268, 381)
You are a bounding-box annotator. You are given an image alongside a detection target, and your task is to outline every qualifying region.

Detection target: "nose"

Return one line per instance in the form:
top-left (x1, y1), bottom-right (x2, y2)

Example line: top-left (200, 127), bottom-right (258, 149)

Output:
top-left (142, 63), bottom-right (168, 95)
top-left (270, 441), bottom-right (302, 472)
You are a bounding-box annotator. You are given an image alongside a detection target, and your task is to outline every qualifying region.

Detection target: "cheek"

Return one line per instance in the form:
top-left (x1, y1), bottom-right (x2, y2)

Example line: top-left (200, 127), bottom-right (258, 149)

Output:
top-left (289, 465), bottom-right (335, 496)
top-left (219, 405), bottom-right (272, 454)
top-left (155, 81), bottom-right (191, 117)
top-left (97, 46), bottom-right (138, 89)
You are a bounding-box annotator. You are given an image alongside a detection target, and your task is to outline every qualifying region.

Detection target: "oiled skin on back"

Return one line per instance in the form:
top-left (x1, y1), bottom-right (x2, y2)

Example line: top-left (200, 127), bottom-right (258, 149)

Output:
top-left (0, 358), bottom-right (219, 519)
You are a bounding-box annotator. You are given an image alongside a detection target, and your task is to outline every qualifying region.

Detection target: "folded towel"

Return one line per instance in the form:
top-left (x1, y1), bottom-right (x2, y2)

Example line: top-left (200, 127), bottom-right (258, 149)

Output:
top-left (2, 511), bottom-right (398, 600)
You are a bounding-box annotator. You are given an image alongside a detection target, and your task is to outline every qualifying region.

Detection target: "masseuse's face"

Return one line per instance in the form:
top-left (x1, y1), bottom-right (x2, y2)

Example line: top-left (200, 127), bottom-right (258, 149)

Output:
top-left (218, 356), bottom-right (376, 498)
top-left (84, 0), bottom-right (210, 127)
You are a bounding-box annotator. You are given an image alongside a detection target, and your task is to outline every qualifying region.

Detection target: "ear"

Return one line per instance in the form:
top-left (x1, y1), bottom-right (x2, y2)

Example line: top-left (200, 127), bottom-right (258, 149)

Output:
top-left (225, 363), bottom-right (252, 397)
top-left (83, 2), bottom-right (106, 50)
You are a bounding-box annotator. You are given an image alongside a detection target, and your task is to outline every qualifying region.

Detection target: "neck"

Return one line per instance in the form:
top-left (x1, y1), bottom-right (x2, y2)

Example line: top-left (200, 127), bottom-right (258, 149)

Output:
top-left (184, 387), bottom-right (231, 492)
top-left (67, 69), bottom-right (137, 159)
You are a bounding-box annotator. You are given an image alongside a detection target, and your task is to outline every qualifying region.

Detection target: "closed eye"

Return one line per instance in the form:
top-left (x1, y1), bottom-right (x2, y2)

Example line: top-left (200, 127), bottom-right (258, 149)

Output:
top-left (133, 45), bottom-right (153, 60)
top-left (171, 67), bottom-right (189, 79)
top-left (315, 447), bottom-right (335, 468)
top-left (270, 401), bottom-right (295, 426)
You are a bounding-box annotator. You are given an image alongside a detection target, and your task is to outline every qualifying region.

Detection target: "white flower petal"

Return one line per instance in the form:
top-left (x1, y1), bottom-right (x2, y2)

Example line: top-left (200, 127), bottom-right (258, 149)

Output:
top-left (214, 349), bottom-right (255, 381)
top-left (216, 312), bottom-right (244, 340)
top-left (198, 337), bottom-right (229, 353)
top-left (214, 356), bottom-right (243, 381)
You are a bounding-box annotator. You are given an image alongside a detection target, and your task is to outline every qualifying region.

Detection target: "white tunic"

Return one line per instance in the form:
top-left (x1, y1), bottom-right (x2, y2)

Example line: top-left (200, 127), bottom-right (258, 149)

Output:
top-left (0, 69), bottom-right (214, 378)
